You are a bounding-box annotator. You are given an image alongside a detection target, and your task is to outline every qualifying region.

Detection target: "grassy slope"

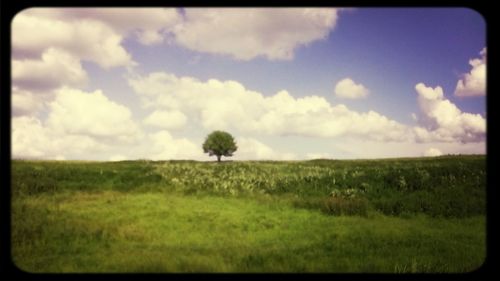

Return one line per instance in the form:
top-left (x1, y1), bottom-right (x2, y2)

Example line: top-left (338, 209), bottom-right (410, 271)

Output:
top-left (11, 156), bottom-right (486, 272)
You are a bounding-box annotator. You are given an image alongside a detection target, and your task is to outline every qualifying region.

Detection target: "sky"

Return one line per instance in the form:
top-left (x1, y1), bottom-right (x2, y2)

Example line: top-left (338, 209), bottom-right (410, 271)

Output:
top-left (11, 7), bottom-right (486, 161)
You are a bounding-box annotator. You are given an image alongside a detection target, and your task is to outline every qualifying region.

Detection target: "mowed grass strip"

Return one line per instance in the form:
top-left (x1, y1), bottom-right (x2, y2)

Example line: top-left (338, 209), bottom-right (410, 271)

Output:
top-left (12, 191), bottom-right (485, 273)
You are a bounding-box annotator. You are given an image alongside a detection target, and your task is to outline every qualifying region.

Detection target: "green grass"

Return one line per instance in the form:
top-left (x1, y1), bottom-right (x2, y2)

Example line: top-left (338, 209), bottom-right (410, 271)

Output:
top-left (11, 155), bottom-right (486, 272)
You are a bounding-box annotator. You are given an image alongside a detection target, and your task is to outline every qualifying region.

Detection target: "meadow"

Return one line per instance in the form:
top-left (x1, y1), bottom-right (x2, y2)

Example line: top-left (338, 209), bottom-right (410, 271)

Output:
top-left (11, 155), bottom-right (486, 272)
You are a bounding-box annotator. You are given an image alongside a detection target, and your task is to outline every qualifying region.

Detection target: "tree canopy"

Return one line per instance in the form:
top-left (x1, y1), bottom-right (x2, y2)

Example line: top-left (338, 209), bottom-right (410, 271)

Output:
top-left (202, 131), bottom-right (238, 162)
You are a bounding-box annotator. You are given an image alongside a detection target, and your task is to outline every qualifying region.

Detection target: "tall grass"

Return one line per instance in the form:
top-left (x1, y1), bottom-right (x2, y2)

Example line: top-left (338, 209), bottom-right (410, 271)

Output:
top-left (12, 192), bottom-right (485, 272)
top-left (11, 155), bottom-right (486, 272)
top-left (12, 155), bottom-right (486, 217)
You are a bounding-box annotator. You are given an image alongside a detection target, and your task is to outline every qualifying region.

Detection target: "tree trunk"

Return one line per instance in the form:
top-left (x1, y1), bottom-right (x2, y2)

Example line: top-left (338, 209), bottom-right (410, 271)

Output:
top-left (217, 155), bottom-right (221, 162)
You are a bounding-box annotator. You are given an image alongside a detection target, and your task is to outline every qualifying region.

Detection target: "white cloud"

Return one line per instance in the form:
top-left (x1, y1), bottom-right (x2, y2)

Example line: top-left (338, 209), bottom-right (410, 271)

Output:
top-left (454, 48), bottom-right (486, 97)
top-left (12, 116), bottom-right (107, 159)
top-left (414, 83), bottom-right (486, 143)
top-left (46, 87), bottom-right (141, 142)
top-left (334, 78), bottom-right (370, 99)
top-left (306, 152), bottom-right (332, 159)
top-left (11, 87), bottom-right (47, 116)
top-left (137, 30), bottom-right (164, 45)
top-left (423, 148), bottom-right (443, 157)
top-left (10, 8), bottom-right (182, 116)
top-left (128, 72), bottom-right (411, 142)
top-left (332, 139), bottom-right (485, 159)
top-left (12, 86), bottom-right (146, 160)
top-left (128, 72), bottom-right (267, 131)
top-left (109, 154), bottom-right (127, 161)
top-left (13, 8), bottom-right (341, 63)
top-left (21, 8), bottom-right (181, 46)
top-left (147, 130), bottom-right (201, 160)
top-left (12, 48), bottom-right (87, 91)
top-left (12, 11), bottom-right (134, 68)
top-left (13, 8), bottom-right (339, 62)
top-left (173, 8), bottom-right (339, 60)
top-left (143, 110), bottom-right (187, 130)
top-left (10, 9), bottom-right (486, 161)
top-left (233, 137), bottom-right (297, 160)
top-left (12, 113), bottom-right (203, 161)
top-left (10, 8), bottom-right (343, 123)
top-left (12, 116), bottom-right (49, 158)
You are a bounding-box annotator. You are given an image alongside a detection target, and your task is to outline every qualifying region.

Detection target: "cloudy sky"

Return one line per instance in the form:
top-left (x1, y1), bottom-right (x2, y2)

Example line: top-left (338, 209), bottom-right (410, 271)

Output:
top-left (11, 8), bottom-right (486, 161)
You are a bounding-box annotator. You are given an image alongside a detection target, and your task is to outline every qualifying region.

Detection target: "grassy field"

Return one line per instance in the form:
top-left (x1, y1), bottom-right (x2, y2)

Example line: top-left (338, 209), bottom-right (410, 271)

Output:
top-left (11, 155), bottom-right (486, 272)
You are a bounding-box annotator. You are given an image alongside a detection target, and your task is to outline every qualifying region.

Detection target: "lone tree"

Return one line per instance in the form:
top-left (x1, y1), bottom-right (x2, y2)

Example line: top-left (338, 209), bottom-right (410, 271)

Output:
top-left (202, 130), bottom-right (238, 162)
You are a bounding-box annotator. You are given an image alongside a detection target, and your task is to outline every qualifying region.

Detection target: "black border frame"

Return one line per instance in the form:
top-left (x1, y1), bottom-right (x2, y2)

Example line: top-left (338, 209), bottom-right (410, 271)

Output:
top-left (1, 1), bottom-right (497, 280)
